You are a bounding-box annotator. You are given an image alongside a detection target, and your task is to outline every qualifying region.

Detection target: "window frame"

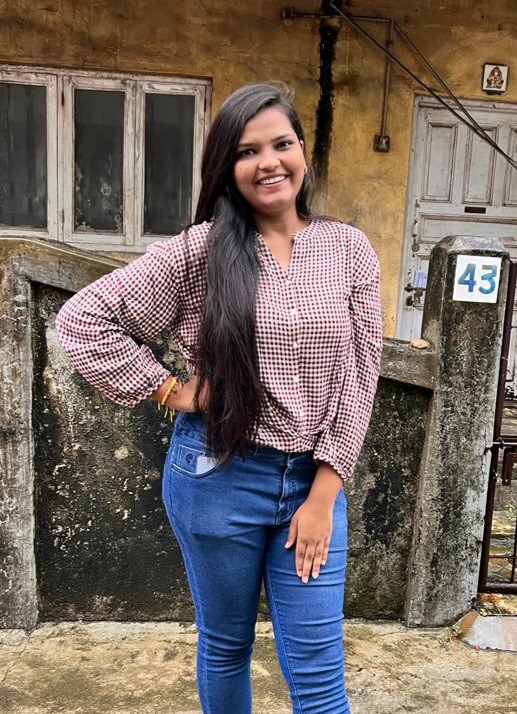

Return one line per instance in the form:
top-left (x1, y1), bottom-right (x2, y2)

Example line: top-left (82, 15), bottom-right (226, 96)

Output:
top-left (134, 80), bottom-right (207, 245)
top-left (0, 69), bottom-right (59, 240)
top-left (0, 65), bottom-right (211, 252)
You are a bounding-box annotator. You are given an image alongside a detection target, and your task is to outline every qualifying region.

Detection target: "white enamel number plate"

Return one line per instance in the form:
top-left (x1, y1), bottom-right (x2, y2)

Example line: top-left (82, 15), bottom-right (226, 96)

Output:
top-left (452, 255), bottom-right (502, 304)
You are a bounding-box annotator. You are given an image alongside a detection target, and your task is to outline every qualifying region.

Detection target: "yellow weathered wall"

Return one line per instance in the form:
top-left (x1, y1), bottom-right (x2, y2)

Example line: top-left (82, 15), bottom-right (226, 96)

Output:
top-left (0, 0), bottom-right (320, 143)
top-left (1, 0), bottom-right (516, 333)
top-left (328, 0), bottom-right (517, 333)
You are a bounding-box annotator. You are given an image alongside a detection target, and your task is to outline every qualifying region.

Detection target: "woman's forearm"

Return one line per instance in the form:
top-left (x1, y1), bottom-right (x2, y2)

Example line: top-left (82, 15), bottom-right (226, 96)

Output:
top-left (308, 462), bottom-right (344, 505)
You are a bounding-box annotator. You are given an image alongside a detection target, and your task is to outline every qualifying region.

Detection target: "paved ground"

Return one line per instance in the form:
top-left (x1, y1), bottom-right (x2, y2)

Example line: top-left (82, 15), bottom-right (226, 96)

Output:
top-left (1, 615), bottom-right (517, 714)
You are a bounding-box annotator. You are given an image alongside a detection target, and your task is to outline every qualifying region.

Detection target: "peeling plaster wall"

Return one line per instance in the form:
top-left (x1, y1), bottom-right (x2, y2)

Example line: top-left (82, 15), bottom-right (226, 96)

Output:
top-left (31, 284), bottom-right (194, 621)
top-left (9, 234), bottom-right (506, 625)
top-left (0, 235), bottom-right (436, 624)
top-left (0, 0), bottom-right (321, 154)
top-left (346, 377), bottom-right (430, 619)
top-left (1, 1), bottom-right (516, 333)
top-left (329, 0), bottom-right (517, 334)
top-left (27, 280), bottom-right (429, 622)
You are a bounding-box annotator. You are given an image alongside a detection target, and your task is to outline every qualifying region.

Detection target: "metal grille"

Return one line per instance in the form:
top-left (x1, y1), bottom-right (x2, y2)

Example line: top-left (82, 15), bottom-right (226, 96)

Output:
top-left (479, 261), bottom-right (517, 593)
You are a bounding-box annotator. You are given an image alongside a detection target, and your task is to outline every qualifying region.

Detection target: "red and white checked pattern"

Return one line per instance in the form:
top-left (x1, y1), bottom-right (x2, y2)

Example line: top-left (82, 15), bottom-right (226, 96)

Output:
top-left (55, 218), bottom-right (383, 480)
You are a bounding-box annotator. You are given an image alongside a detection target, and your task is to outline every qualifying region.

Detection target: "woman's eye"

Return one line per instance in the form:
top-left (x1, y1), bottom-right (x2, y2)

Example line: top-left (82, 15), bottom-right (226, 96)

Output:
top-left (236, 140), bottom-right (293, 159)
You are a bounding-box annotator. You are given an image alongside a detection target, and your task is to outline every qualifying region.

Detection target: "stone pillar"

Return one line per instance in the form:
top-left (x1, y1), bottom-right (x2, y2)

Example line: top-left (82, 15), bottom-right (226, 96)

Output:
top-left (0, 241), bottom-right (38, 629)
top-left (0, 238), bottom-right (115, 629)
top-left (405, 236), bottom-right (509, 626)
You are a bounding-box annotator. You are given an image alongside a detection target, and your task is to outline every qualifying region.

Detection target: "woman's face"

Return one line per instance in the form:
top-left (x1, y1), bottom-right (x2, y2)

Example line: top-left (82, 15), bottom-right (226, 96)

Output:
top-left (233, 106), bottom-right (306, 220)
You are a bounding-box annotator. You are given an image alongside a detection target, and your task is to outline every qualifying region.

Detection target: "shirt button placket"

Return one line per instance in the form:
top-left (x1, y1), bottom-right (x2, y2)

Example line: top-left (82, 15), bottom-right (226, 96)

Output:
top-left (289, 297), bottom-right (304, 423)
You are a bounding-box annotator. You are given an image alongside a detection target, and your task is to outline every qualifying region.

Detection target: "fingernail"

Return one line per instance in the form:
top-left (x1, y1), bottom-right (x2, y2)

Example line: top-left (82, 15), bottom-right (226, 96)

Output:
top-left (284, 542), bottom-right (290, 548)
top-left (313, 572), bottom-right (319, 579)
top-left (302, 575), bottom-right (308, 583)
top-left (321, 560), bottom-right (327, 565)
top-left (297, 570), bottom-right (302, 577)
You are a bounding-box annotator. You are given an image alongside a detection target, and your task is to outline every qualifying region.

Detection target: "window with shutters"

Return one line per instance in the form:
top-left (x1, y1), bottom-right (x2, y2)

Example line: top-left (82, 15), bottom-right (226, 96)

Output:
top-left (0, 67), bottom-right (211, 253)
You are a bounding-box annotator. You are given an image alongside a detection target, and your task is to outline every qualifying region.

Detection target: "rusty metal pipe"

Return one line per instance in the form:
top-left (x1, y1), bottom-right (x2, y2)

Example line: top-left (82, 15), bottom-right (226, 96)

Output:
top-left (281, 8), bottom-right (391, 23)
top-left (380, 20), bottom-right (394, 139)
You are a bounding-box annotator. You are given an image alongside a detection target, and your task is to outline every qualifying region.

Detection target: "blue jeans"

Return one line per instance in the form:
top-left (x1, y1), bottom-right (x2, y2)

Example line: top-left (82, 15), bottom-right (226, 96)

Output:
top-left (162, 411), bottom-right (350, 714)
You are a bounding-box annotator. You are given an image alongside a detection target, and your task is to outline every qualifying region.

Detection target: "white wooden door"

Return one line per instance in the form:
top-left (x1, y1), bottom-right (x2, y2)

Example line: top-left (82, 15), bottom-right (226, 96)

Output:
top-left (398, 97), bottom-right (517, 391)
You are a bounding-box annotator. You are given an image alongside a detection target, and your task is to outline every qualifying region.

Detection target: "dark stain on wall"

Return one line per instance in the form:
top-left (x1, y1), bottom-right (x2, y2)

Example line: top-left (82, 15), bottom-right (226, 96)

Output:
top-left (30, 283), bottom-right (430, 623)
top-left (32, 283), bottom-right (194, 622)
top-left (311, 1), bottom-right (340, 194)
top-left (345, 377), bottom-right (431, 619)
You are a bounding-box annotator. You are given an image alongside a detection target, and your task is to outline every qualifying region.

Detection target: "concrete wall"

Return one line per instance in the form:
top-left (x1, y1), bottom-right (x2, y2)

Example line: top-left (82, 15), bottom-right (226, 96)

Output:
top-left (32, 284), bottom-right (195, 622)
top-left (0, 236), bottom-right (433, 627)
top-left (33, 289), bottom-right (430, 621)
top-left (0, 234), bottom-right (508, 627)
top-left (1, 0), bottom-right (516, 333)
top-left (346, 376), bottom-right (430, 618)
top-left (33, 281), bottom-right (432, 623)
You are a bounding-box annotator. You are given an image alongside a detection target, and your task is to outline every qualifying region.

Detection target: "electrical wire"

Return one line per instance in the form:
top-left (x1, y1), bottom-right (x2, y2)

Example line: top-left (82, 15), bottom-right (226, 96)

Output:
top-left (329, 2), bottom-right (517, 172)
top-left (394, 24), bottom-right (498, 151)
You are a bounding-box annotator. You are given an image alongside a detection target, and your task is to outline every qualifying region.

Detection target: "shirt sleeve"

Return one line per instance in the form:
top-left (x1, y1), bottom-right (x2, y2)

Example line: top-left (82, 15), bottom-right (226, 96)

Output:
top-left (55, 236), bottom-right (187, 408)
top-left (313, 229), bottom-right (383, 480)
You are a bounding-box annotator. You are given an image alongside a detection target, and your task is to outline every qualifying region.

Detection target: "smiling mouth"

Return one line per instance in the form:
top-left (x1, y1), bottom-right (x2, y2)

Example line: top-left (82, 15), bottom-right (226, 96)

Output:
top-left (257, 175), bottom-right (289, 186)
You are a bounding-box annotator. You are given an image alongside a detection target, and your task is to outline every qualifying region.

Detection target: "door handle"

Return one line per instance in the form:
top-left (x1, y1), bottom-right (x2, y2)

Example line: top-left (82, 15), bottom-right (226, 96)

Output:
top-left (405, 285), bottom-right (426, 307)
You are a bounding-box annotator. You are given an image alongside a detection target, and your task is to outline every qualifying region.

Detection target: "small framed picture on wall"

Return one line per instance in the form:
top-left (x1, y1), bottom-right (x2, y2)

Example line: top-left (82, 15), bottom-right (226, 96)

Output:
top-left (482, 63), bottom-right (509, 94)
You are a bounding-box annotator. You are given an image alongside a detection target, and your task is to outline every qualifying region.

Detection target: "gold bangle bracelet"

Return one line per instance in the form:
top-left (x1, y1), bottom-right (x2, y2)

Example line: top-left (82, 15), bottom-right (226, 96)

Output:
top-left (160, 376), bottom-right (179, 406)
top-left (157, 376), bottom-right (180, 422)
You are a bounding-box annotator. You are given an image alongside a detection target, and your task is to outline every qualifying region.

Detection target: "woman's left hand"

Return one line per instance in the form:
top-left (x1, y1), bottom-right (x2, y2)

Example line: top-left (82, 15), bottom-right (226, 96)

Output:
top-left (284, 498), bottom-right (333, 583)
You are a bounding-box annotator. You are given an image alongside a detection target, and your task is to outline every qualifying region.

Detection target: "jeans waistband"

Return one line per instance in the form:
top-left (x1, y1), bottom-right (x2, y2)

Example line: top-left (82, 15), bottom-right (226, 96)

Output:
top-left (174, 411), bottom-right (314, 463)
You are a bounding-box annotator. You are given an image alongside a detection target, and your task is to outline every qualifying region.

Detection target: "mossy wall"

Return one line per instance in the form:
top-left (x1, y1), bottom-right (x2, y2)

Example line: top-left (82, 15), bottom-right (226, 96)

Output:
top-left (33, 288), bottom-right (429, 621)
top-left (346, 377), bottom-right (430, 618)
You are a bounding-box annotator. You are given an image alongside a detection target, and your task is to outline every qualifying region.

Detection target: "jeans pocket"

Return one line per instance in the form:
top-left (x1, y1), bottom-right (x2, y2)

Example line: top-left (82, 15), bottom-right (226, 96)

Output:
top-left (170, 442), bottom-right (219, 478)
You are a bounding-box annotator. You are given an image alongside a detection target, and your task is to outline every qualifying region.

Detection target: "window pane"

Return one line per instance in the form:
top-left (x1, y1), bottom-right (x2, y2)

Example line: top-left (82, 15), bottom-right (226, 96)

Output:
top-left (74, 89), bottom-right (124, 233)
top-left (0, 83), bottom-right (47, 229)
top-left (144, 93), bottom-right (194, 235)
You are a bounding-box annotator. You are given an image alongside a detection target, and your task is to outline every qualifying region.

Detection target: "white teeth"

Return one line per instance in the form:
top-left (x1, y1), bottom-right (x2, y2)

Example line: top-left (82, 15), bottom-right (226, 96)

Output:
top-left (259, 175), bottom-right (286, 185)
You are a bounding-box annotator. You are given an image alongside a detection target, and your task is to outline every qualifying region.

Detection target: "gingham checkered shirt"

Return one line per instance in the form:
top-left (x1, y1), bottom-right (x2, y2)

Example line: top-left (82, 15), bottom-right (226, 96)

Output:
top-left (55, 218), bottom-right (383, 480)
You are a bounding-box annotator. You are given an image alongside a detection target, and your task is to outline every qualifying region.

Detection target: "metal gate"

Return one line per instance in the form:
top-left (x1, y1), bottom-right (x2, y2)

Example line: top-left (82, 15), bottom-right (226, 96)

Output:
top-left (479, 262), bottom-right (517, 593)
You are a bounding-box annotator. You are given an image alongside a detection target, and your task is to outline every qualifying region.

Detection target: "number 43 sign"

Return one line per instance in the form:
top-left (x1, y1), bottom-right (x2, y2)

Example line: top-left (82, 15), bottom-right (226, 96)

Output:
top-left (452, 255), bottom-right (502, 304)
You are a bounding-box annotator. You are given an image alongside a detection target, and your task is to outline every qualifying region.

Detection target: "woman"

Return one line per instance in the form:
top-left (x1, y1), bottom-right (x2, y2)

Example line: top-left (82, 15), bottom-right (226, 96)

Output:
top-left (56, 82), bottom-right (383, 714)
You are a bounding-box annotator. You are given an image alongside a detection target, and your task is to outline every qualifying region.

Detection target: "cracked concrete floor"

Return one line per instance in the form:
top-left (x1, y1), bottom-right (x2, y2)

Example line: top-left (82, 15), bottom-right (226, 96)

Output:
top-left (1, 618), bottom-right (517, 714)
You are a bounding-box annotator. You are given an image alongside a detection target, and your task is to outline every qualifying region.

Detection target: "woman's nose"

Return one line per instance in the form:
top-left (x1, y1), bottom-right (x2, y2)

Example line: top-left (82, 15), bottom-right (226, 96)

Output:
top-left (257, 151), bottom-right (281, 171)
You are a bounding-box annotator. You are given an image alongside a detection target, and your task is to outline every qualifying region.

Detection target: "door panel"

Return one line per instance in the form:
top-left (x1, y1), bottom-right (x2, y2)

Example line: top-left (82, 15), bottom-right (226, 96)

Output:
top-left (504, 128), bottom-right (517, 206)
top-left (463, 127), bottom-right (497, 204)
top-left (398, 98), bottom-right (517, 391)
top-left (423, 123), bottom-right (457, 201)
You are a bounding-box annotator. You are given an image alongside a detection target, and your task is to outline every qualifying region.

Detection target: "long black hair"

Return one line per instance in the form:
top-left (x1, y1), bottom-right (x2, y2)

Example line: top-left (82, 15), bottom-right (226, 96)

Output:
top-left (193, 83), bottom-right (313, 461)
